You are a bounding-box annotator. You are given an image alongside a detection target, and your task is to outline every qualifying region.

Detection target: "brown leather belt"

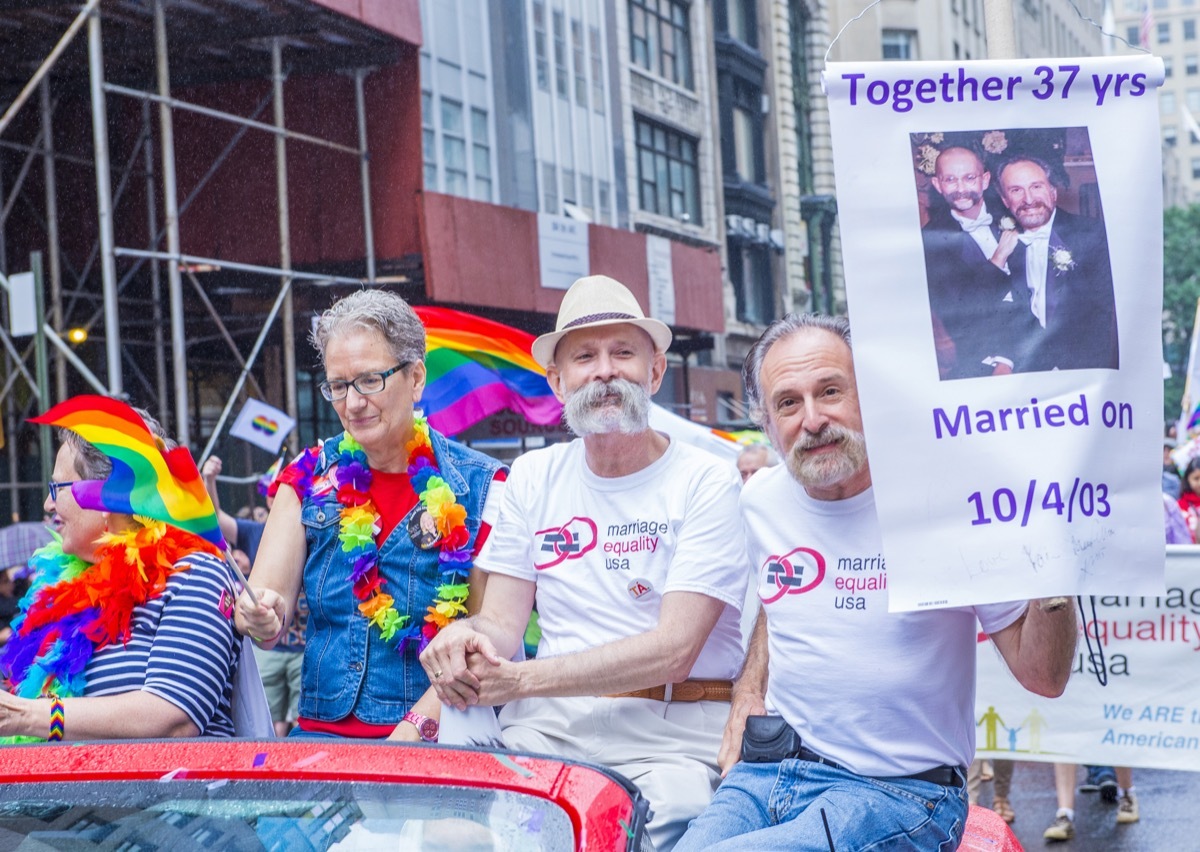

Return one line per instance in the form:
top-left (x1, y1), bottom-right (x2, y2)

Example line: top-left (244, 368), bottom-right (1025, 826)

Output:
top-left (605, 679), bottom-right (733, 702)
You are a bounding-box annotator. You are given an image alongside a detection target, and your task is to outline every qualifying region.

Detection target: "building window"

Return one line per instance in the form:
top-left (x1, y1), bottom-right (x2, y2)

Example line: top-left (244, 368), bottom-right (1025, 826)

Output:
top-left (728, 77), bottom-right (764, 184)
top-left (730, 242), bottom-right (774, 325)
top-left (1187, 19), bottom-right (1198, 40)
top-left (572, 20), bottom-right (588, 105)
top-left (580, 174), bottom-right (595, 217)
top-left (421, 91), bottom-right (437, 188)
top-left (1126, 24), bottom-right (1139, 45)
top-left (635, 116), bottom-right (700, 224)
top-left (1163, 90), bottom-right (1177, 114)
top-left (1165, 124), bottom-right (1178, 147)
top-left (1189, 54), bottom-right (1199, 75)
top-left (1191, 157), bottom-right (1200, 179)
top-left (533, 1), bottom-right (549, 91)
top-left (1166, 57), bottom-right (1175, 78)
top-left (1189, 88), bottom-right (1200, 112)
top-left (733, 107), bottom-right (757, 182)
top-left (629, 0), bottom-right (694, 88)
top-left (471, 107), bottom-right (491, 201)
top-left (542, 162), bottom-right (558, 213)
top-left (562, 168), bottom-right (576, 204)
top-left (881, 29), bottom-right (917, 60)
top-left (441, 98), bottom-right (467, 196)
top-left (553, 10), bottom-right (569, 98)
top-left (598, 180), bottom-right (612, 222)
top-left (725, 0), bottom-right (756, 45)
top-left (590, 26), bottom-right (605, 113)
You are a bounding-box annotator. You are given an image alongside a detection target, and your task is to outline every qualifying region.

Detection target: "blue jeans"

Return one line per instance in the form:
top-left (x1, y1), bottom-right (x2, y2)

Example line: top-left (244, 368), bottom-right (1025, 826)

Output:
top-left (675, 759), bottom-right (967, 851)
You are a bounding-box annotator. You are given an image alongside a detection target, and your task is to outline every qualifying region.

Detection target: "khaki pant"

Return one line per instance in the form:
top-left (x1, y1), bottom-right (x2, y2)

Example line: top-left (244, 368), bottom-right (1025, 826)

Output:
top-left (500, 695), bottom-right (728, 851)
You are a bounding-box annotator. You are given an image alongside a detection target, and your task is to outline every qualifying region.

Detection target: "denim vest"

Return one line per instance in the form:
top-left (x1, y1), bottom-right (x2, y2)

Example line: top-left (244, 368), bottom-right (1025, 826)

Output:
top-left (297, 428), bottom-right (503, 725)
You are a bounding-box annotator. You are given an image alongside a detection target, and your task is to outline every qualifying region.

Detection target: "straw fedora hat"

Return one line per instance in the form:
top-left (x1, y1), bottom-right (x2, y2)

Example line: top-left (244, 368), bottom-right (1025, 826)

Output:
top-left (531, 275), bottom-right (673, 368)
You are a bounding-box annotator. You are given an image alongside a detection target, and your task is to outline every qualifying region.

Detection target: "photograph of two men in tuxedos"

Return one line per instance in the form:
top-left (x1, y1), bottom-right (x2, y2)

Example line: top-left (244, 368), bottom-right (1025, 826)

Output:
top-left (912, 127), bottom-right (1118, 381)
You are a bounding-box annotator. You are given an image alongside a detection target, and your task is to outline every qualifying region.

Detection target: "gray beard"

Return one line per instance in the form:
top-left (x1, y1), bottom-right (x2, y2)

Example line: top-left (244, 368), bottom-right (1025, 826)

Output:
top-left (785, 423), bottom-right (868, 490)
top-left (563, 378), bottom-right (651, 436)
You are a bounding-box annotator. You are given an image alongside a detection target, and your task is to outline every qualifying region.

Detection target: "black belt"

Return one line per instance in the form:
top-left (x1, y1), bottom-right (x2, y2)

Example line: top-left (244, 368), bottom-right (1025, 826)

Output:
top-left (795, 746), bottom-right (964, 788)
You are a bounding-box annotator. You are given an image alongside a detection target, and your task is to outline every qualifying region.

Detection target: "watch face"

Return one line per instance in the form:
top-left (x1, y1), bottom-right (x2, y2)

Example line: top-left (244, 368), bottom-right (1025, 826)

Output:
top-left (418, 718), bottom-right (439, 741)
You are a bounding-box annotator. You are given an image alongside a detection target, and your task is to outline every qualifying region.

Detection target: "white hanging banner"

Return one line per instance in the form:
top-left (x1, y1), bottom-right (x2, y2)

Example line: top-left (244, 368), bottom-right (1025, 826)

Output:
top-left (823, 56), bottom-right (1167, 611)
top-left (976, 548), bottom-right (1200, 771)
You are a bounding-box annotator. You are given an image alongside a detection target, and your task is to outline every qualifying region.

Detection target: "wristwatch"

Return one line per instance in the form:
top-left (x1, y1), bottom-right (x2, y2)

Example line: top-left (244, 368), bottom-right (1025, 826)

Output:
top-left (402, 711), bottom-right (439, 743)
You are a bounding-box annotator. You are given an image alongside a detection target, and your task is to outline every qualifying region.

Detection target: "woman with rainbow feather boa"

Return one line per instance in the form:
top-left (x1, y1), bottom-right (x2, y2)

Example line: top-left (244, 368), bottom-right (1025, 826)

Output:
top-left (0, 407), bottom-right (241, 741)
top-left (235, 289), bottom-right (504, 740)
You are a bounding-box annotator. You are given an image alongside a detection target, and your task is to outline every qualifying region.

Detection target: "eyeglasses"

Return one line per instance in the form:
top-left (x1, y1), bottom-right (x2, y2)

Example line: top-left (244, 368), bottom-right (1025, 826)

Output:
top-left (318, 363), bottom-right (408, 402)
top-left (47, 480), bottom-right (80, 501)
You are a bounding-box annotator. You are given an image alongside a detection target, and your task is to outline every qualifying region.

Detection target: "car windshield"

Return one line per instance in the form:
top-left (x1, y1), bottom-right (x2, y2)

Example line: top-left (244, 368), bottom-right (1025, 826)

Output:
top-left (0, 779), bottom-right (575, 851)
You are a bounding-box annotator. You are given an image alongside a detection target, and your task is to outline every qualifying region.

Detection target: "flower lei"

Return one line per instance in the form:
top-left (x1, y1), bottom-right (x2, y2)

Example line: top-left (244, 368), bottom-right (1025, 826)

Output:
top-left (288, 415), bottom-right (473, 653)
top-left (0, 521), bottom-right (220, 742)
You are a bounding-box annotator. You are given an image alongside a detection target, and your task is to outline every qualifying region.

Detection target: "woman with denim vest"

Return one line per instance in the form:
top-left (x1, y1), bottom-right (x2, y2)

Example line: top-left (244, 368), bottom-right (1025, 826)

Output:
top-left (235, 290), bottom-right (505, 740)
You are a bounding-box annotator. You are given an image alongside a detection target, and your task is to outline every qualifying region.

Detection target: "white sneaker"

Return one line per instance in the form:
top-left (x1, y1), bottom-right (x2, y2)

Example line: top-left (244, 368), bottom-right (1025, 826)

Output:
top-left (1117, 792), bottom-right (1139, 824)
top-left (1043, 814), bottom-right (1075, 841)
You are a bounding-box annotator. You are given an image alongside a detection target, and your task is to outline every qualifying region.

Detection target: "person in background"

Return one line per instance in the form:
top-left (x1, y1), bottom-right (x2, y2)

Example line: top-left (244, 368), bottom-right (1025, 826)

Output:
top-left (1163, 438), bottom-right (1182, 500)
top-left (1176, 457), bottom-right (1200, 542)
top-left (234, 289), bottom-right (505, 741)
top-left (0, 405), bottom-right (241, 740)
top-left (0, 566), bottom-right (29, 648)
top-left (736, 444), bottom-right (779, 485)
top-left (1044, 764), bottom-right (1137, 840)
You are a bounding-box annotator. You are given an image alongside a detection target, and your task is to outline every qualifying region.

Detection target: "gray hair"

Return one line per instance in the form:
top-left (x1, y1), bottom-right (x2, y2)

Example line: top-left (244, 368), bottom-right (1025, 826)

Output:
top-left (743, 314), bottom-right (852, 427)
top-left (59, 406), bottom-right (174, 480)
top-left (310, 289), bottom-right (426, 369)
top-left (738, 443), bottom-right (779, 466)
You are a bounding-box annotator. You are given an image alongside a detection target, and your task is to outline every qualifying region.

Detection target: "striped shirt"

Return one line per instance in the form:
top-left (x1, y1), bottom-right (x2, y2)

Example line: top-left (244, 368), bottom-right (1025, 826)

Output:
top-left (85, 551), bottom-right (241, 737)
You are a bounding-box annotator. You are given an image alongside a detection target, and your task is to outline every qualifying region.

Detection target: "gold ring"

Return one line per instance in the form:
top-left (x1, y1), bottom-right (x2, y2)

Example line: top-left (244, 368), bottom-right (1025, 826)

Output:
top-left (433, 670), bottom-right (443, 679)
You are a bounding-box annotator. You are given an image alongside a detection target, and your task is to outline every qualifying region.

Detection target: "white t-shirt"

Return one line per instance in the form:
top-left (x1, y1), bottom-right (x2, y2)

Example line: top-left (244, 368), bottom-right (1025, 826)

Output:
top-left (479, 436), bottom-right (749, 679)
top-left (741, 466), bottom-right (1027, 776)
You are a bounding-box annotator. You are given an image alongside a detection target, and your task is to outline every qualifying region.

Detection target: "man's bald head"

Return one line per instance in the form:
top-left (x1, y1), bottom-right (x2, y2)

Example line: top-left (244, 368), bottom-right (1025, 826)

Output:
top-left (930, 147), bottom-right (990, 219)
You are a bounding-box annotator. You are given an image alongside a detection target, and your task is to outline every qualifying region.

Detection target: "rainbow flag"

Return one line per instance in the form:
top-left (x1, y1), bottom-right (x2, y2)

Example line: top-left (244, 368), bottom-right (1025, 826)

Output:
top-left (31, 396), bottom-right (226, 548)
top-left (415, 306), bottom-right (563, 436)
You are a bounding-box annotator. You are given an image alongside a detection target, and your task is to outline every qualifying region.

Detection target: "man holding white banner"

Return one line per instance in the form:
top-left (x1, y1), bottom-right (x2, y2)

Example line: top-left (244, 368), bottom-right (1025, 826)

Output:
top-left (677, 315), bottom-right (1077, 851)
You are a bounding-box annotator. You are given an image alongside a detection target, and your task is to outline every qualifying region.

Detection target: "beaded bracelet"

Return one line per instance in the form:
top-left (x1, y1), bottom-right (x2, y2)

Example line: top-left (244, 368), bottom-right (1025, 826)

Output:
top-left (47, 695), bottom-right (64, 742)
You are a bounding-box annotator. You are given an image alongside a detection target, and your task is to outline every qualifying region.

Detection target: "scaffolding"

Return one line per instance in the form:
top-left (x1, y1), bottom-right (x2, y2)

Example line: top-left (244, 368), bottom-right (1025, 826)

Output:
top-left (0, 0), bottom-right (403, 520)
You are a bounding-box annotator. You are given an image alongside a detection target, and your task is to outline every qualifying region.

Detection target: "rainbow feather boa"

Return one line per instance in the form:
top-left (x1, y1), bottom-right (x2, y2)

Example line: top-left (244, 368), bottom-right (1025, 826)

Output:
top-left (0, 521), bottom-right (221, 734)
top-left (283, 416), bottom-right (473, 653)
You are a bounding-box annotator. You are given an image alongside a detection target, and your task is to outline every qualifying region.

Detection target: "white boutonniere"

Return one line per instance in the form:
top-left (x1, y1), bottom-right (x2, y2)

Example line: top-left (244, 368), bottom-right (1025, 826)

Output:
top-left (1050, 247), bottom-right (1075, 274)
top-left (999, 217), bottom-right (1016, 231)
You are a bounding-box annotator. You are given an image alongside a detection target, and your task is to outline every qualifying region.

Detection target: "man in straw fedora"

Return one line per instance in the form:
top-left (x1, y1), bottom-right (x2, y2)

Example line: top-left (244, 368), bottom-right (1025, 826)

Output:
top-left (421, 274), bottom-right (750, 849)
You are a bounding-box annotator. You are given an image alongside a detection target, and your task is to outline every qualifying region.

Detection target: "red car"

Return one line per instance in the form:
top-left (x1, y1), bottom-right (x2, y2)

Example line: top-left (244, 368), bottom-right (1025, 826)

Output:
top-left (0, 740), bottom-right (651, 850)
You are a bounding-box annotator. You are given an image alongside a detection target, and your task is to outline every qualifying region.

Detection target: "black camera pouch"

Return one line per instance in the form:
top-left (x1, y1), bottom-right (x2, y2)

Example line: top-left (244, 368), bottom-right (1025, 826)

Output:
top-left (740, 715), bottom-right (802, 763)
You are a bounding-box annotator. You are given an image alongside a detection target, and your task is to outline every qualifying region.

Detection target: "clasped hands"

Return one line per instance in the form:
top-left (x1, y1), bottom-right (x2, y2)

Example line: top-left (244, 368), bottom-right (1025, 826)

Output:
top-left (234, 587), bottom-right (287, 645)
top-left (420, 623), bottom-right (521, 710)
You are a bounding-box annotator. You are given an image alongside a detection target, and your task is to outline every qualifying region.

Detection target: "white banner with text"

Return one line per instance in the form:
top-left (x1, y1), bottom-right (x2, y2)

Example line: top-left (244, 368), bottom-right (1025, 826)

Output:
top-left (824, 56), bottom-right (1167, 610)
top-left (977, 547), bottom-right (1200, 770)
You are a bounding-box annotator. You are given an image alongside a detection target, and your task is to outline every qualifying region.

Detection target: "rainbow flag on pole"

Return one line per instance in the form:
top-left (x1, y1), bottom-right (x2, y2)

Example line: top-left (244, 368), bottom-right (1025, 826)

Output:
top-left (415, 306), bottom-right (563, 436)
top-left (31, 396), bottom-right (226, 548)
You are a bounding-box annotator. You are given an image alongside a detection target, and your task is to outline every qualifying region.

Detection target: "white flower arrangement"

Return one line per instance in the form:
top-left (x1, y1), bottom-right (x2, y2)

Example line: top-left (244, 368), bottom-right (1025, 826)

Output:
top-left (915, 143), bottom-right (939, 176)
top-left (981, 130), bottom-right (1008, 154)
top-left (1051, 247), bottom-right (1076, 274)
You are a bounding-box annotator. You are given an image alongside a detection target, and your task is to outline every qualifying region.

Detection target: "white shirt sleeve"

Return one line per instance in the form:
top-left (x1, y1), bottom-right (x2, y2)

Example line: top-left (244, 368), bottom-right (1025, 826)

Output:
top-left (660, 461), bottom-right (750, 612)
top-left (475, 459), bottom-right (537, 582)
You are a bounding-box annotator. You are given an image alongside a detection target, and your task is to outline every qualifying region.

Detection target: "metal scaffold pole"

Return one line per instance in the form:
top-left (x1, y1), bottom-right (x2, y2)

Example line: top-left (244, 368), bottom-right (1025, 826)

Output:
top-left (39, 80), bottom-right (65, 404)
top-left (87, 2), bottom-right (122, 396)
top-left (274, 39), bottom-right (300, 456)
top-left (354, 68), bottom-right (376, 283)
top-left (155, 0), bottom-right (188, 443)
